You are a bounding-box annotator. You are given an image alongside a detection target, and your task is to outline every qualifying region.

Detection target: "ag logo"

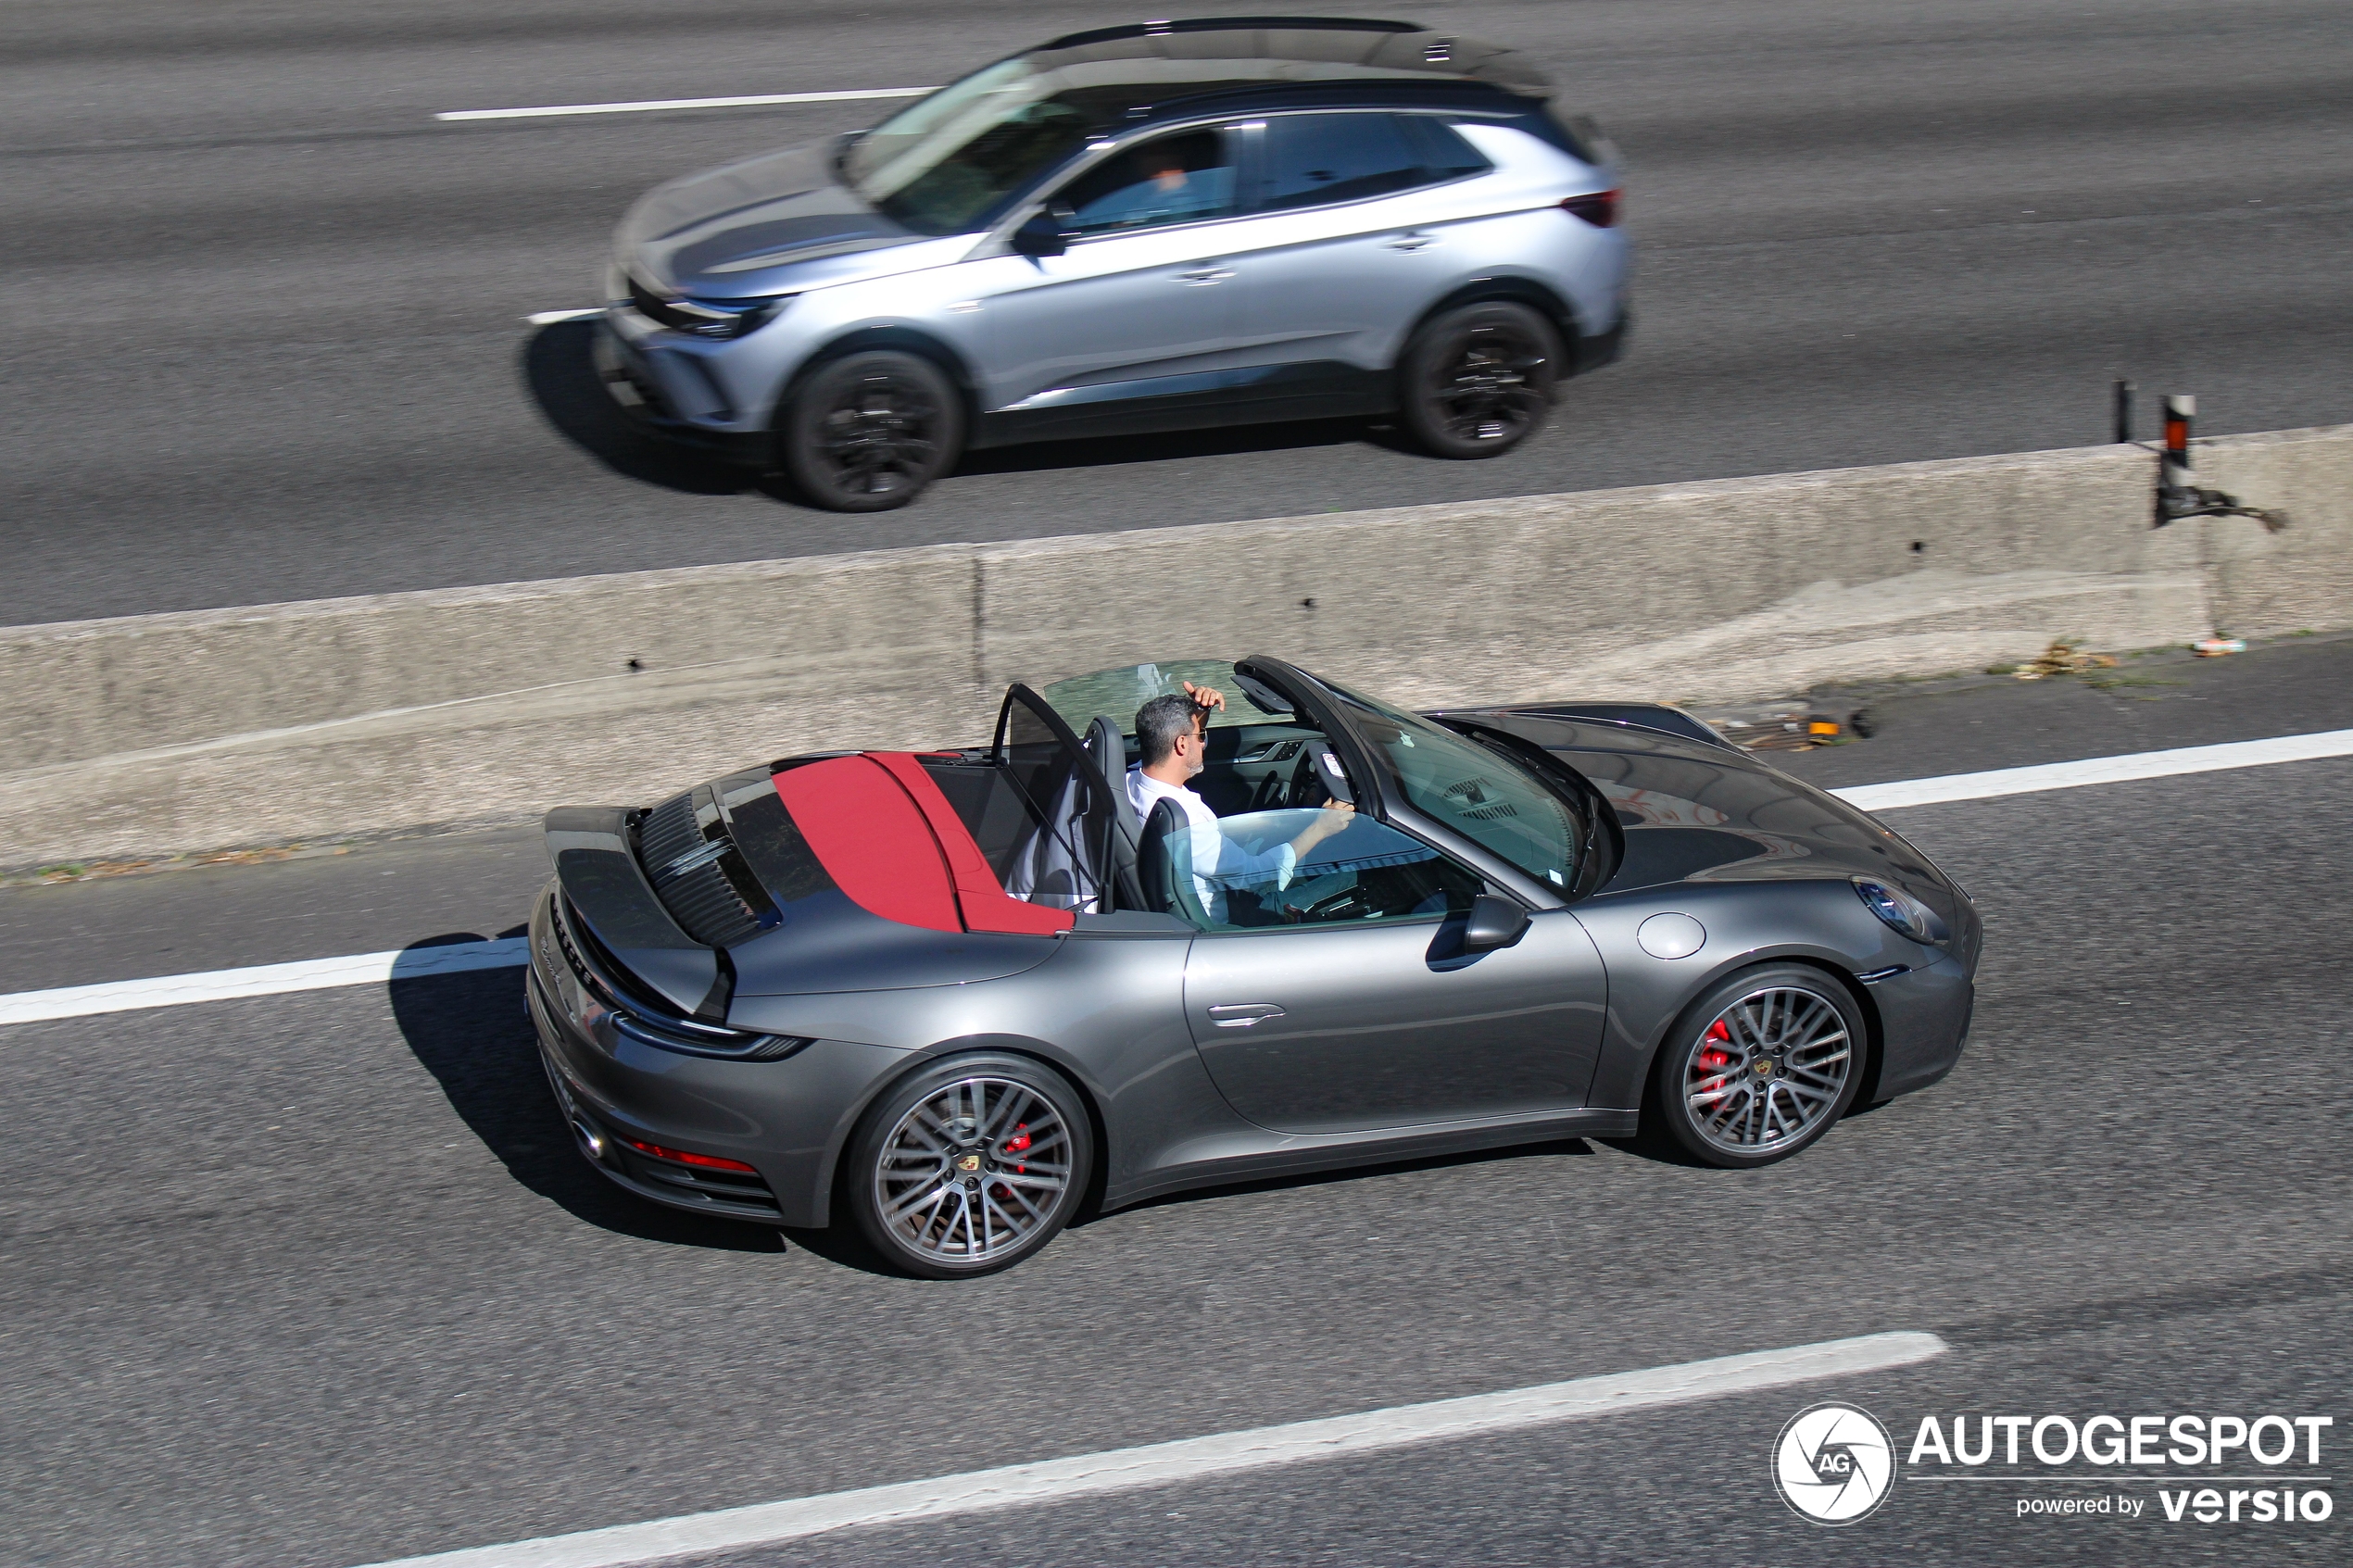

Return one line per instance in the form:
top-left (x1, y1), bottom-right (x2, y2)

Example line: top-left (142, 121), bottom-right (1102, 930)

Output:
top-left (1773, 1401), bottom-right (1895, 1524)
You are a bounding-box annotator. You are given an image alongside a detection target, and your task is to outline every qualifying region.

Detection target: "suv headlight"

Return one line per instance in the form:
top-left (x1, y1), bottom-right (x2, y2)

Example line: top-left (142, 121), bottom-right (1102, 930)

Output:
top-left (625, 273), bottom-right (790, 340)
top-left (1852, 876), bottom-right (1946, 944)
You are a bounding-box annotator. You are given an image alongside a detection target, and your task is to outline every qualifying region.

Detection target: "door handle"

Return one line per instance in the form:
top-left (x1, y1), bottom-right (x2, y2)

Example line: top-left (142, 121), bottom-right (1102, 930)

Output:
top-left (1206, 1003), bottom-right (1286, 1028)
top-left (1386, 232), bottom-right (1437, 252)
top-left (1176, 267), bottom-right (1236, 284)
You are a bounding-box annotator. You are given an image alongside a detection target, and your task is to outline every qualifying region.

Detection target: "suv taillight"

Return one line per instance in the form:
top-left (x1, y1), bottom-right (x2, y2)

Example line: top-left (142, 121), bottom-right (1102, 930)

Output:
top-left (1562, 189), bottom-right (1621, 228)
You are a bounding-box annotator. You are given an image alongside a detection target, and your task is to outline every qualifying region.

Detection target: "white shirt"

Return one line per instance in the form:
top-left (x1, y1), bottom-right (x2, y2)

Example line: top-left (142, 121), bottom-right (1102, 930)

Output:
top-left (1128, 767), bottom-right (1296, 922)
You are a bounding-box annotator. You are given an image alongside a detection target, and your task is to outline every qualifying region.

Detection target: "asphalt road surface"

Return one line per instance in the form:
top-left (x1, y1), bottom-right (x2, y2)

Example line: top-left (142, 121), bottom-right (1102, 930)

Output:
top-left (6, 0), bottom-right (2351, 626)
top-left (5, 636), bottom-right (2348, 1565)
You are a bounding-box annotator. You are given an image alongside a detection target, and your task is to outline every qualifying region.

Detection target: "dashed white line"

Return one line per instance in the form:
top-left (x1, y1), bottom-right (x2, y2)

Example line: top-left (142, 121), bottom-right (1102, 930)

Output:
top-left (0, 938), bottom-right (526, 1027)
top-left (523, 308), bottom-right (603, 326)
top-left (1830, 726), bottom-right (2353, 812)
top-left (350, 1331), bottom-right (1947, 1568)
top-left (435, 87), bottom-right (937, 122)
top-left (6, 728), bottom-right (2349, 1027)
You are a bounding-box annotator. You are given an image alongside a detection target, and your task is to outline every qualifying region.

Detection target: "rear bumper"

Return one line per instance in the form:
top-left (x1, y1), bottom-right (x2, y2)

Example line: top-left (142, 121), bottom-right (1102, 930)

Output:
top-left (526, 885), bottom-right (911, 1227)
top-left (1571, 307), bottom-right (1629, 377)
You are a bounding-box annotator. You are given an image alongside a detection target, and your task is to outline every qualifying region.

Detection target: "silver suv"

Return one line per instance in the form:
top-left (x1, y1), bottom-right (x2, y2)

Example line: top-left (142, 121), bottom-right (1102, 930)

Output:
top-left (597, 17), bottom-right (1629, 511)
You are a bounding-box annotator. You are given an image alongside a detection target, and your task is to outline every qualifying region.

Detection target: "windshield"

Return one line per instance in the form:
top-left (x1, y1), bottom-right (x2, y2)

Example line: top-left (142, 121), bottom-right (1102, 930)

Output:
top-left (842, 58), bottom-right (1103, 234)
top-left (1038, 660), bottom-right (1291, 735)
top-left (1319, 680), bottom-right (1586, 891)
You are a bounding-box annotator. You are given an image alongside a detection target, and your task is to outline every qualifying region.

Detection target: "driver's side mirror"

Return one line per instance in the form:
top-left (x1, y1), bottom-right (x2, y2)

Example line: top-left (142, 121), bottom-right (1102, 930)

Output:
top-left (1461, 894), bottom-right (1531, 953)
top-left (1012, 207), bottom-right (1076, 257)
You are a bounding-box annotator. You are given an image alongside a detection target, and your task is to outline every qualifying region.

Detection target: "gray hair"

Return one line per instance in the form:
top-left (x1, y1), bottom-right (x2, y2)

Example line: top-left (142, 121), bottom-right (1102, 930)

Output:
top-left (1135, 693), bottom-right (1202, 767)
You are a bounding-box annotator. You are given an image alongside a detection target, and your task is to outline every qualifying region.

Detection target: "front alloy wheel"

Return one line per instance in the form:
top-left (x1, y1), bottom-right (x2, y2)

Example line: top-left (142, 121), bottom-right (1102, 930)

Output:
top-left (779, 349), bottom-right (964, 512)
top-left (1652, 967), bottom-right (1864, 1168)
top-left (846, 1055), bottom-right (1092, 1277)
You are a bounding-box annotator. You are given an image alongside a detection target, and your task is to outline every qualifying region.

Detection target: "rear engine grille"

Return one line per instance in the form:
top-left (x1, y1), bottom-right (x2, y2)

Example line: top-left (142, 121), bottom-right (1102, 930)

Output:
top-left (635, 787), bottom-right (774, 949)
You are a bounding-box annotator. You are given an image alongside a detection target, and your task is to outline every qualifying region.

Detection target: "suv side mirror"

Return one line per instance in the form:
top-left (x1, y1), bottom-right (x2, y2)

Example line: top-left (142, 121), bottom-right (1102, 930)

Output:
top-left (1012, 207), bottom-right (1075, 257)
top-left (1462, 894), bottom-right (1530, 953)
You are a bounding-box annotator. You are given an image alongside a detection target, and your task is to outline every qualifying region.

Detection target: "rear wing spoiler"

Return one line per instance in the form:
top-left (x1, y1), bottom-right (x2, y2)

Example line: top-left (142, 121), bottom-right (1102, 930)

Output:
top-left (543, 806), bottom-right (724, 1017)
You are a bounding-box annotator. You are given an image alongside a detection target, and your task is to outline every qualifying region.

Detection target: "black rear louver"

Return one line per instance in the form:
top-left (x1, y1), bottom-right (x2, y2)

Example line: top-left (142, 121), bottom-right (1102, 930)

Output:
top-left (634, 785), bottom-right (776, 949)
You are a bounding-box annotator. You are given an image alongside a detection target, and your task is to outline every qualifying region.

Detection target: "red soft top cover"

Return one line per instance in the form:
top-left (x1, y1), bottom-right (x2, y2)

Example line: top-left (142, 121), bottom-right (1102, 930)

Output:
top-left (773, 755), bottom-right (1074, 936)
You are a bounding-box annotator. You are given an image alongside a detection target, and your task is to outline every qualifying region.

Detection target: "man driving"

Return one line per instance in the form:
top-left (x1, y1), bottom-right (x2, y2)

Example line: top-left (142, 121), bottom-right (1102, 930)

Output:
top-left (1128, 682), bottom-right (1355, 922)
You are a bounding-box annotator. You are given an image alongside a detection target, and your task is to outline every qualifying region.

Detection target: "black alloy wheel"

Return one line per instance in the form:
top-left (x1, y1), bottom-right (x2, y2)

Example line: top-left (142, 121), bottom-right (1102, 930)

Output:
top-left (1645, 964), bottom-right (1867, 1170)
top-left (1398, 300), bottom-right (1560, 459)
top-left (843, 1052), bottom-right (1095, 1278)
top-left (779, 349), bottom-right (964, 512)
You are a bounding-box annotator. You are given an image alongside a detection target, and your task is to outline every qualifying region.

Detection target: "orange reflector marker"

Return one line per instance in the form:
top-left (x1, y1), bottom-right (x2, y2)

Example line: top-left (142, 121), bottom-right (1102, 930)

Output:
top-left (622, 1136), bottom-right (761, 1173)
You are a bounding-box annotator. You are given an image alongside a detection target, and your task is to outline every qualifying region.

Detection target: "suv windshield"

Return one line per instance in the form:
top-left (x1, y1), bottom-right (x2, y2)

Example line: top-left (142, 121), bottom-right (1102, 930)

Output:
top-left (843, 59), bottom-right (1104, 234)
top-left (1319, 679), bottom-right (1586, 891)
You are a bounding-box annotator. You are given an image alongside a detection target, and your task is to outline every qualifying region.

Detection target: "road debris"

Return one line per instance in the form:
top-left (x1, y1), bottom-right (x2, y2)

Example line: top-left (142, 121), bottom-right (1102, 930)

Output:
top-left (2013, 638), bottom-right (2119, 680)
top-left (2193, 635), bottom-right (2246, 658)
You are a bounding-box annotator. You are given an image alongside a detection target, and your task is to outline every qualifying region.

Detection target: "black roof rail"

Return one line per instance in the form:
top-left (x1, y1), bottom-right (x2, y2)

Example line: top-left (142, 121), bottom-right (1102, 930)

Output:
top-left (1044, 16), bottom-right (1427, 51)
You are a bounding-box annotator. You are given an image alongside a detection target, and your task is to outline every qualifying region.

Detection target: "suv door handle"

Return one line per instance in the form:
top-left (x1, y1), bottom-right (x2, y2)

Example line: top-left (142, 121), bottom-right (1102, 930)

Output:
top-left (1386, 232), bottom-right (1437, 252)
top-left (1206, 1003), bottom-right (1285, 1028)
top-left (1176, 267), bottom-right (1236, 284)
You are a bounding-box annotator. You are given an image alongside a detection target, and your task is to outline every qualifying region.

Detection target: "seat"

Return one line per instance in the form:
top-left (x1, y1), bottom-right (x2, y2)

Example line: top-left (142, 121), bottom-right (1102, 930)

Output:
top-left (1088, 715), bottom-right (1148, 911)
top-left (1135, 796), bottom-right (1210, 927)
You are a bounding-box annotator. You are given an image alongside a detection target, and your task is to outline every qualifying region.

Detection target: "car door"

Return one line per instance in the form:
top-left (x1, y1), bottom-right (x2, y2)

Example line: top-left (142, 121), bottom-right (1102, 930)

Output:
top-left (965, 123), bottom-right (1251, 412)
top-left (1171, 809), bottom-right (1608, 1133)
top-left (1225, 111), bottom-right (1494, 382)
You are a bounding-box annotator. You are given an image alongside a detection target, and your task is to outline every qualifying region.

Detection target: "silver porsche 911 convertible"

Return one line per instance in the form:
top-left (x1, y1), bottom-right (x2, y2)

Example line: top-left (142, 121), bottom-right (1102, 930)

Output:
top-left (528, 657), bottom-right (1979, 1276)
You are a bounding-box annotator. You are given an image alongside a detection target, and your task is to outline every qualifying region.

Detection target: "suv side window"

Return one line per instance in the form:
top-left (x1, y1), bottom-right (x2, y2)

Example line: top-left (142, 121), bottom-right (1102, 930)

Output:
top-left (1398, 115), bottom-right (1493, 182)
top-left (1054, 128), bottom-right (1238, 236)
top-left (1257, 112), bottom-right (1432, 212)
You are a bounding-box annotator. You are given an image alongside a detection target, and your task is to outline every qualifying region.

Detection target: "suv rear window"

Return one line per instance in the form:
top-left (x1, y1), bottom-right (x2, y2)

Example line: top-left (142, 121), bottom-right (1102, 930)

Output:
top-left (1258, 113), bottom-right (1432, 211)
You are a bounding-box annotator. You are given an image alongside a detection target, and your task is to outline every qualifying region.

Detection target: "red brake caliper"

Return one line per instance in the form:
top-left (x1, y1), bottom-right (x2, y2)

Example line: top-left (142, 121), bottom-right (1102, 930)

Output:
top-left (1695, 1019), bottom-right (1735, 1091)
top-left (994, 1123), bottom-right (1031, 1199)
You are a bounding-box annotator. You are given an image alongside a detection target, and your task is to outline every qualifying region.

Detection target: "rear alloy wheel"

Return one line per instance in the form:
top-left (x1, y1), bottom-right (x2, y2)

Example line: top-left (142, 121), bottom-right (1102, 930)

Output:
top-left (1650, 967), bottom-right (1865, 1169)
top-left (779, 349), bottom-right (964, 512)
top-left (845, 1054), bottom-right (1093, 1278)
top-left (1397, 300), bottom-right (1560, 458)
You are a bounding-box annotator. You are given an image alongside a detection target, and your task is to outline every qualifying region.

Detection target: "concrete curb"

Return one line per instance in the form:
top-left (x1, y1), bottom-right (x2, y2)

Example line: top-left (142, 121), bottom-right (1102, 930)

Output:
top-left (5, 425), bottom-right (2346, 868)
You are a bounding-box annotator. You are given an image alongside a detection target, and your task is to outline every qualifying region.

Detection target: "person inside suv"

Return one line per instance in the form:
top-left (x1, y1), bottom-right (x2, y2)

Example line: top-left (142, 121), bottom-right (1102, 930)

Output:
top-left (1059, 132), bottom-right (1235, 232)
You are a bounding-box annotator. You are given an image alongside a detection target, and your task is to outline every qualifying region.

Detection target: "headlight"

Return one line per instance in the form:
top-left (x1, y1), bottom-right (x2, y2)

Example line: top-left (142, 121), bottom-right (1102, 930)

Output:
top-left (1852, 876), bottom-right (1945, 944)
top-left (625, 274), bottom-right (789, 339)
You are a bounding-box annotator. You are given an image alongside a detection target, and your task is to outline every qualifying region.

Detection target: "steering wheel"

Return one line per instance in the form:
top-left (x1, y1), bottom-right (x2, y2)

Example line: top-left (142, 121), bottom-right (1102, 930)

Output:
top-left (1302, 886), bottom-right (1374, 922)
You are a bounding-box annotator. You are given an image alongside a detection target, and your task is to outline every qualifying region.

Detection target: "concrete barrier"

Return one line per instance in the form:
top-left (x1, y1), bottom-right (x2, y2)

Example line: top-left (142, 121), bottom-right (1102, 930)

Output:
top-left (5, 424), bottom-right (2347, 869)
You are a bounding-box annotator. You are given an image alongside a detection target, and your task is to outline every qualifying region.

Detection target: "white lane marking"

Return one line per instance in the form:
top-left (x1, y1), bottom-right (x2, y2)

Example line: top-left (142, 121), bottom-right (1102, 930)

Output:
top-left (524, 308), bottom-right (603, 326)
top-left (7, 728), bottom-right (2350, 1027)
top-left (435, 87), bottom-right (937, 122)
top-left (0, 938), bottom-right (527, 1026)
top-left (352, 1331), bottom-right (1946, 1568)
top-left (1830, 726), bottom-right (2353, 812)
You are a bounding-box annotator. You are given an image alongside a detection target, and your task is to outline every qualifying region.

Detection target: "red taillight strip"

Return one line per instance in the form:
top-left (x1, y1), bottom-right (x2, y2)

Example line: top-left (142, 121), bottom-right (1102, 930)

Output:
top-left (620, 1136), bottom-right (761, 1174)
